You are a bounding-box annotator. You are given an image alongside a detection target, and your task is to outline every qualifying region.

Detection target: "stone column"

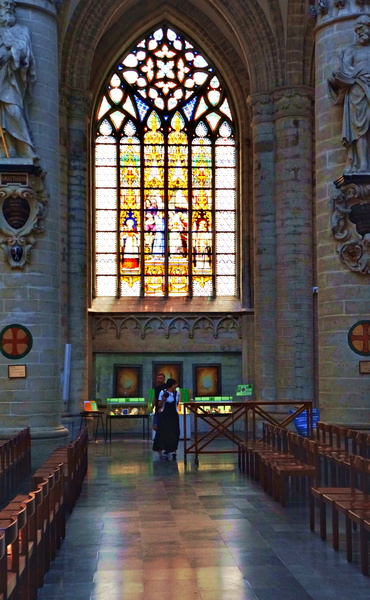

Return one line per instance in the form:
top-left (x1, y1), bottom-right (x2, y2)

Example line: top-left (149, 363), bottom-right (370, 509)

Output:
top-left (273, 87), bottom-right (315, 401)
top-left (315, 2), bottom-right (370, 424)
top-left (0, 0), bottom-right (68, 462)
top-left (247, 93), bottom-right (277, 400)
top-left (66, 89), bottom-right (90, 415)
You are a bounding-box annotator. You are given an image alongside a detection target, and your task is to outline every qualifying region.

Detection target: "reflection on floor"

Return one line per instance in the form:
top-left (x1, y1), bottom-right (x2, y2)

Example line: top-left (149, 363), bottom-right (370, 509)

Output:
top-left (37, 439), bottom-right (370, 600)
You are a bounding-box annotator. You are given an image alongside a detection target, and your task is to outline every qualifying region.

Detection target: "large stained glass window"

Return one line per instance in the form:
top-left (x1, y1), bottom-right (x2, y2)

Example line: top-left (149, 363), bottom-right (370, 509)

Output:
top-left (94, 26), bottom-right (236, 298)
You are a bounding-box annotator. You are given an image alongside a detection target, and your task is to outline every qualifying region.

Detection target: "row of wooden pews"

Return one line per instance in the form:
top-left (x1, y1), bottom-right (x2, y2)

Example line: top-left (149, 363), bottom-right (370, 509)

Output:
top-left (310, 425), bottom-right (370, 576)
top-left (238, 423), bottom-right (319, 507)
top-left (0, 426), bottom-right (88, 600)
top-left (0, 429), bottom-right (31, 507)
top-left (238, 420), bottom-right (370, 576)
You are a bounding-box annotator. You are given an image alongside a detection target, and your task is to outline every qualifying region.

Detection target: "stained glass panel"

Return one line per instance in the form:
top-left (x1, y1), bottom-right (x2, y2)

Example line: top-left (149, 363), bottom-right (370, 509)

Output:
top-left (217, 276), bottom-right (236, 296)
top-left (96, 232), bottom-right (117, 253)
top-left (215, 143), bottom-right (236, 167)
top-left (216, 211), bottom-right (235, 231)
top-left (216, 189), bottom-right (236, 210)
top-left (96, 276), bottom-right (117, 297)
top-left (215, 168), bottom-right (235, 189)
top-left (216, 254), bottom-right (236, 274)
top-left (95, 26), bottom-right (237, 298)
top-left (96, 167), bottom-right (117, 187)
top-left (96, 210), bottom-right (117, 231)
top-left (98, 96), bottom-right (110, 119)
top-left (96, 255), bottom-right (117, 275)
top-left (193, 277), bottom-right (212, 296)
top-left (121, 278), bottom-right (141, 296)
top-left (96, 189), bottom-right (116, 209)
top-left (216, 233), bottom-right (235, 253)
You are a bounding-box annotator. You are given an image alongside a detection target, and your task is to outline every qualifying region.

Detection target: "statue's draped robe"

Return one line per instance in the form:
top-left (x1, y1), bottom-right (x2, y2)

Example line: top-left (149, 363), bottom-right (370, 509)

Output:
top-left (0, 23), bottom-right (36, 150)
top-left (328, 45), bottom-right (370, 171)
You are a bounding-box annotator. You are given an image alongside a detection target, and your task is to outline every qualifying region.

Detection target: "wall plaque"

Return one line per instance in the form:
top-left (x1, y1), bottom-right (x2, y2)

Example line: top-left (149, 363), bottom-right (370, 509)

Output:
top-left (0, 173), bottom-right (28, 186)
top-left (359, 361), bottom-right (370, 375)
top-left (8, 365), bottom-right (27, 378)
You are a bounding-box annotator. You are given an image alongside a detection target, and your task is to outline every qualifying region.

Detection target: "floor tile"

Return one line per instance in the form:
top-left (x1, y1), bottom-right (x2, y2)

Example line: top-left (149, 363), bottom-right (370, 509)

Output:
top-left (29, 438), bottom-right (370, 600)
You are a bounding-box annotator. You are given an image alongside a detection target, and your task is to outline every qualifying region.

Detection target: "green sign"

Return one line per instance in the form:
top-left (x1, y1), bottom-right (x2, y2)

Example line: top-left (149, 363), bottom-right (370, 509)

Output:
top-left (106, 397), bottom-right (146, 404)
top-left (194, 396), bottom-right (233, 402)
top-left (236, 384), bottom-right (253, 396)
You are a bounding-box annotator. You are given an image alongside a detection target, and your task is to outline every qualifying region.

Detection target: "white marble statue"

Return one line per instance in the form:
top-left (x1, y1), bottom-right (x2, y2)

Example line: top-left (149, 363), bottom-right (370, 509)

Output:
top-left (0, 0), bottom-right (36, 158)
top-left (328, 16), bottom-right (370, 174)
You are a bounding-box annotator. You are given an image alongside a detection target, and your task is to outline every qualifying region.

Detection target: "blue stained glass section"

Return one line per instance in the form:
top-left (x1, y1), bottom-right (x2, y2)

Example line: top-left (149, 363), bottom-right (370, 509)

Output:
top-left (135, 95), bottom-right (150, 121)
top-left (183, 97), bottom-right (197, 120)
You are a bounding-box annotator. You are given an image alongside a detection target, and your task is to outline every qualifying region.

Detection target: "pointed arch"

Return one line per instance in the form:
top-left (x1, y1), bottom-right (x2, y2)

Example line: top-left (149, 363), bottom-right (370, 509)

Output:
top-left (94, 24), bottom-right (237, 299)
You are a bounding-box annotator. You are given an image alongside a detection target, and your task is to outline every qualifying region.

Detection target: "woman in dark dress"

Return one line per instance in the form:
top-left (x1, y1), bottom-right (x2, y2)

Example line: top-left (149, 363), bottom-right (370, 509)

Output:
top-left (152, 378), bottom-right (180, 460)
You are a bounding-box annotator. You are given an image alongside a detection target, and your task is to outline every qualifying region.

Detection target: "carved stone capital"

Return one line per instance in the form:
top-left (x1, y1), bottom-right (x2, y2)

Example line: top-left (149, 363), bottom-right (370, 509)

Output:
top-left (310, 0), bottom-right (370, 26)
top-left (0, 170), bottom-right (48, 268)
top-left (272, 87), bottom-right (314, 120)
top-left (247, 93), bottom-right (274, 125)
top-left (329, 177), bottom-right (370, 274)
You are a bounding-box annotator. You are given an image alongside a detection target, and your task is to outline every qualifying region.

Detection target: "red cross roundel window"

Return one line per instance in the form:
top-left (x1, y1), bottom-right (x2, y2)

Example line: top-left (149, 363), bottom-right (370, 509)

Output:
top-left (348, 321), bottom-right (370, 357)
top-left (0, 324), bottom-right (33, 359)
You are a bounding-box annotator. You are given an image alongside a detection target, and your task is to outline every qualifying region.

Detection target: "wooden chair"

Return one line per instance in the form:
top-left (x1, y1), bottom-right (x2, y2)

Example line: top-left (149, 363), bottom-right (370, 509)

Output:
top-left (329, 457), bottom-right (370, 562)
top-left (309, 454), bottom-right (369, 542)
top-left (0, 503), bottom-right (28, 600)
top-left (5, 493), bottom-right (36, 600)
top-left (272, 436), bottom-right (318, 507)
top-left (0, 531), bottom-right (5, 600)
top-left (0, 516), bottom-right (18, 600)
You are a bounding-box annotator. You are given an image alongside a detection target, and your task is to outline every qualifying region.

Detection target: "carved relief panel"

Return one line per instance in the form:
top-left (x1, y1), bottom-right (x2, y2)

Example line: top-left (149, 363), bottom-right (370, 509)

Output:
top-left (0, 169), bottom-right (47, 267)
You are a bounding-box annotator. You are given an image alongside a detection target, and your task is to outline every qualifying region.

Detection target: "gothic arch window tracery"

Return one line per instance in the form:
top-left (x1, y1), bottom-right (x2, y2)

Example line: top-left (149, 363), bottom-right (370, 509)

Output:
top-left (94, 26), bottom-right (237, 298)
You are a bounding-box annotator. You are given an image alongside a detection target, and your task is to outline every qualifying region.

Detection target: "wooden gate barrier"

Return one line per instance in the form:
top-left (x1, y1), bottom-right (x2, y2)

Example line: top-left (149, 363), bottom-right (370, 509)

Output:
top-left (182, 401), bottom-right (313, 464)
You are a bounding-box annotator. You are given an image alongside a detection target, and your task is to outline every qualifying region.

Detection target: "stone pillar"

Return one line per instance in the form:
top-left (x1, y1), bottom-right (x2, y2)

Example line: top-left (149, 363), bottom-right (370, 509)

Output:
top-left (0, 0), bottom-right (68, 462)
top-left (315, 2), bottom-right (370, 424)
top-left (273, 87), bottom-right (315, 401)
top-left (247, 94), bottom-right (277, 400)
top-left (66, 89), bottom-right (90, 415)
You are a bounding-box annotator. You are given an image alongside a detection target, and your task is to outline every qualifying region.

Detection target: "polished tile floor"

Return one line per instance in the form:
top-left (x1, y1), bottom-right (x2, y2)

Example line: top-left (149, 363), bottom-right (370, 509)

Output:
top-left (37, 439), bottom-right (370, 600)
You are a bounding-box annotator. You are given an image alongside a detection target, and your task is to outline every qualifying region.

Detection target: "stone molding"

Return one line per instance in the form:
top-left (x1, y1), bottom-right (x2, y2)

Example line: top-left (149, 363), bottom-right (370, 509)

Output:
top-left (247, 93), bottom-right (274, 125)
top-left (92, 314), bottom-right (242, 340)
top-left (272, 87), bottom-right (314, 119)
top-left (309, 0), bottom-right (370, 25)
top-left (330, 179), bottom-right (370, 274)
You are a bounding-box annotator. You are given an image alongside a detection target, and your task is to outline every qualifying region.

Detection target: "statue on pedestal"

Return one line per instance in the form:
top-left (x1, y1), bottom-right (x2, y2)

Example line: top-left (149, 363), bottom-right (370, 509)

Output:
top-left (0, 0), bottom-right (36, 158)
top-left (328, 16), bottom-right (370, 174)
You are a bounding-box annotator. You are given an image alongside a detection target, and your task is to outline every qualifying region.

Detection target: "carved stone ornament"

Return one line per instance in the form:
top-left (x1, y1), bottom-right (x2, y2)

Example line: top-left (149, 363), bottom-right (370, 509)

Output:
top-left (92, 314), bottom-right (242, 341)
top-left (328, 16), bottom-right (370, 174)
top-left (0, 0), bottom-right (37, 159)
top-left (330, 175), bottom-right (370, 274)
top-left (0, 170), bottom-right (47, 268)
top-left (246, 94), bottom-right (274, 125)
top-left (311, 0), bottom-right (370, 24)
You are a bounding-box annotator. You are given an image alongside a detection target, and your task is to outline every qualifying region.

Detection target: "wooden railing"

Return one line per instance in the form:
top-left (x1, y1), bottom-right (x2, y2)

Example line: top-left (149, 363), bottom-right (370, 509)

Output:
top-left (182, 400), bottom-right (313, 464)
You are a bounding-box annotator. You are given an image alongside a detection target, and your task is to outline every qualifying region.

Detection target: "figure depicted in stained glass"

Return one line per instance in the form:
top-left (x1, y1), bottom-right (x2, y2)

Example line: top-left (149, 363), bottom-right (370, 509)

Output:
top-left (169, 210), bottom-right (187, 257)
top-left (121, 213), bottom-right (139, 270)
top-left (193, 216), bottom-right (212, 271)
